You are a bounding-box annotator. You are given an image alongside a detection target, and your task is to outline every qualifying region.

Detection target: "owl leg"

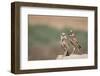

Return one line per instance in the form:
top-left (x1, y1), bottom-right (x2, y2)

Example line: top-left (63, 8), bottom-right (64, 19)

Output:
top-left (62, 46), bottom-right (69, 57)
top-left (77, 47), bottom-right (82, 54)
top-left (71, 47), bottom-right (76, 54)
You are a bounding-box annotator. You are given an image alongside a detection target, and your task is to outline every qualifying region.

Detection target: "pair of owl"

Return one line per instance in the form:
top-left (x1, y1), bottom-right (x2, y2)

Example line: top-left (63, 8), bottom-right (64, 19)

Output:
top-left (60, 30), bottom-right (81, 56)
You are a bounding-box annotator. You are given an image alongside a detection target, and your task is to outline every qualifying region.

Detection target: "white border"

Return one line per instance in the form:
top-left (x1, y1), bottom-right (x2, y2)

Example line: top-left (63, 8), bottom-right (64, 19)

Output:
top-left (20, 6), bottom-right (95, 70)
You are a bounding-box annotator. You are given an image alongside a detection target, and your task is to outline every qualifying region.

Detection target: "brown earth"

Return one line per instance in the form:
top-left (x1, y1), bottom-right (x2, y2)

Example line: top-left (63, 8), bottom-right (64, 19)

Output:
top-left (28, 46), bottom-right (86, 60)
top-left (28, 15), bottom-right (88, 31)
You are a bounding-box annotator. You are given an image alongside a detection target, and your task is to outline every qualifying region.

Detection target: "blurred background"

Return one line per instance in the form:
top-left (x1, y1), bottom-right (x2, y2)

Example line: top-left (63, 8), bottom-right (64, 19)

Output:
top-left (28, 15), bottom-right (88, 60)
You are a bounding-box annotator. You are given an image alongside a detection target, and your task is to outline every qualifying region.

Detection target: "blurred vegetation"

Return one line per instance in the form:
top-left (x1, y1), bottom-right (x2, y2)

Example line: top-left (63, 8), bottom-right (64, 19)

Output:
top-left (28, 24), bottom-right (88, 53)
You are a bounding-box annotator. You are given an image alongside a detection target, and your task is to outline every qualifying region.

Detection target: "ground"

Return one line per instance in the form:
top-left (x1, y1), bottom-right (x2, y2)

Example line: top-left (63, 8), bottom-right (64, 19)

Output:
top-left (56, 54), bottom-right (88, 59)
